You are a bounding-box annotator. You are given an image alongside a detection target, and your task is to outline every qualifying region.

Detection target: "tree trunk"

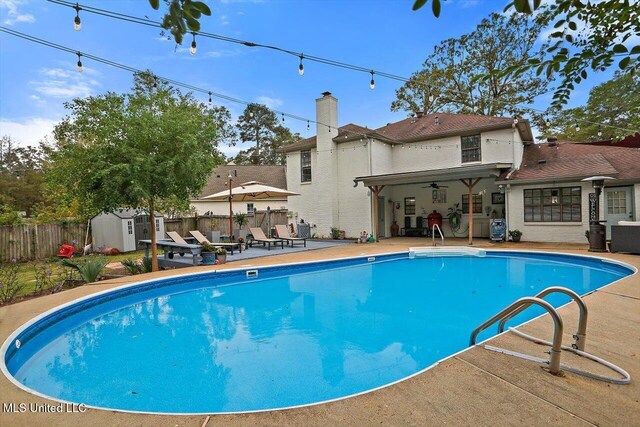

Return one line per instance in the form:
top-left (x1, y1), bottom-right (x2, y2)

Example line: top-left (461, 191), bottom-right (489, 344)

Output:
top-left (149, 199), bottom-right (159, 272)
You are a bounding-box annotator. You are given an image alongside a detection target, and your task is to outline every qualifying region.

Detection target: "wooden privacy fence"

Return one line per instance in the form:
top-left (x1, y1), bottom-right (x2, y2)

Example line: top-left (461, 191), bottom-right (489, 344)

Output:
top-left (163, 209), bottom-right (290, 239)
top-left (0, 222), bottom-right (89, 263)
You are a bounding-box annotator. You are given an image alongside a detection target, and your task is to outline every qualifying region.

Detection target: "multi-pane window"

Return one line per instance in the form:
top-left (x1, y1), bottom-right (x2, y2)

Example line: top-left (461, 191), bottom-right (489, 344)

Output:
top-left (461, 134), bottom-right (481, 163)
top-left (127, 220), bottom-right (133, 235)
top-left (404, 197), bottom-right (416, 215)
top-left (300, 150), bottom-right (312, 182)
top-left (462, 194), bottom-right (483, 214)
top-left (155, 219), bottom-right (160, 231)
top-left (524, 187), bottom-right (581, 222)
top-left (247, 203), bottom-right (254, 214)
top-left (607, 191), bottom-right (627, 214)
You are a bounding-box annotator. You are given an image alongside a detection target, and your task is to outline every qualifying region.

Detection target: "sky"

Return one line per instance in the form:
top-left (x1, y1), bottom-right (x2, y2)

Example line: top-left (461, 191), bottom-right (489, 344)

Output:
top-left (0, 0), bottom-right (620, 158)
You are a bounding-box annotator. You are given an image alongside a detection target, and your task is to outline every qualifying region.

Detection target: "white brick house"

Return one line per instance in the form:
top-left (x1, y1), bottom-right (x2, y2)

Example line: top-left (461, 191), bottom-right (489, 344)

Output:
top-left (281, 92), bottom-right (640, 243)
top-left (281, 92), bottom-right (532, 240)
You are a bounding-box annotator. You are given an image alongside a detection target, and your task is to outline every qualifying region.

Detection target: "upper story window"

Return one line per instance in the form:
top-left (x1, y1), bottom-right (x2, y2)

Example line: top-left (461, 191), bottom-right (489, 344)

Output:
top-left (247, 203), bottom-right (254, 214)
top-left (461, 134), bottom-right (481, 163)
top-left (524, 187), bottom-right (581, 222)
top-left (300, 150), bottom-right (312, 183)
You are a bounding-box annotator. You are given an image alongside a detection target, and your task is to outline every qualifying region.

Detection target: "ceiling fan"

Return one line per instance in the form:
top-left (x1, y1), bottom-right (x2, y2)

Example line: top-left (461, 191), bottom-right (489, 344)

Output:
top-left (422, 182), bottom-right (448, 189)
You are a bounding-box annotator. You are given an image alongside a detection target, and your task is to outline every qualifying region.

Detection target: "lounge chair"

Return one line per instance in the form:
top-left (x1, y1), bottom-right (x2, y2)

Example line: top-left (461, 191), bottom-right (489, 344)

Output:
top-left (274, 224), bottom-right (307, 247)
top-left (166, 231), bottom-right (189, 245)
top-left (188, 230), bottom-right (242, 254)
top-left (249, 227), bottom-right (284, 250)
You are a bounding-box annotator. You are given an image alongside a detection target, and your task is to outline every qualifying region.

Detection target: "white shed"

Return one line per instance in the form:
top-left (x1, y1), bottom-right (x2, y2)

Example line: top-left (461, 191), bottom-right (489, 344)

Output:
top-left (91, 209), bottom-right (165, 252)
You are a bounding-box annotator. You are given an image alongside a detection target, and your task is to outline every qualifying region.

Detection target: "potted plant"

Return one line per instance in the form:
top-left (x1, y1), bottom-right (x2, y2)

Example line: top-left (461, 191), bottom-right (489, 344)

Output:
top-left (200, 243), bottom-right (216, 265)
top-left (360, 230), bottom-right (369, 243)
top-left (234, 212), bottom-right (249, 241)
top-left (330, 227), bottom-right (340, 240)
top-left (508, 229), bottom-right (522, 242)
top-left (215, 247), bottom-right (227, 264)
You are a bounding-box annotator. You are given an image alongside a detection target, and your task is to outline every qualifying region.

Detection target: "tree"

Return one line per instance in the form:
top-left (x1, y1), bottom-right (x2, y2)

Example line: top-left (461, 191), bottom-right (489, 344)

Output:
top-left (148, 0), bottom-right (212, 44)
top-left (0, 136), bottom-right (47, 217)
top-left (49, 72), bottom-right (224, 271)
top-left (413, 0), bottom-right (640, 109)
top-left (233, 104), bottom-right (301, 165)
top-left (392, 12), bottom-right (548, 117)
top-left (534, 72), bottom-right (640, 141)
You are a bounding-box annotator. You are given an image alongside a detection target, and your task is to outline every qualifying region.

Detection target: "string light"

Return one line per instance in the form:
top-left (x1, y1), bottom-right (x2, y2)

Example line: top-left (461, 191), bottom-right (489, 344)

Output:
top-left (281, 113), bottom-right (285, 123)
top-left (598, 126), bottom-right (602, 138)
top-left (4, 25), bottom-right (638, 142)
top-left (298, 54), bottom-right (304, 76)
top-left (428, 85), bottom-right (434, 103)
top-left (73, 2), bottom-right (81, 31)
top-left (190, 32), bottom-right (197, 55)
top-left (369, 71), bottom-right (375, 90)
top-left (76, 52), bottom-right (83, 72)
top-left (575, 123), bottom-right (581, 132)
top-left (153, 76), bottom-right (158, 88)
top-left (306, 121), bottom-right (310, 131)
top-left (545, 116), bottom-right (551, 127)
top-left (208, 91), bottom-right (212, 105)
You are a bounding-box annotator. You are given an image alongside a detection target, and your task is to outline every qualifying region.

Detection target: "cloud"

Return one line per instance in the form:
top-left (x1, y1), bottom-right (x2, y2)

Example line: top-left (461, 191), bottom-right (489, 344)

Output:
top-left (220, 14), bottom-right (230, 25)
top-left (256, 96), bottom-right (283, 109)
top-left (0, 117), bottom-right (58, 146)
top-left (456, 0), bottom-right (481, 8)
top-left (0, 0), bottom-right (35, 25)
top-left (30, 67), bottom-right (101, 99)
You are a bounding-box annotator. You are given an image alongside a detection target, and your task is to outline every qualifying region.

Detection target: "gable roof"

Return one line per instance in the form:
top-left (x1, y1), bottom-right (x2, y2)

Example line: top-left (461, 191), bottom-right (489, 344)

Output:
top-left (499, 139), bottom-right (640, 183)
top-left (280, 113), bottom-right (532, 153)
top-left (195, 164), bottom-right (287, 199)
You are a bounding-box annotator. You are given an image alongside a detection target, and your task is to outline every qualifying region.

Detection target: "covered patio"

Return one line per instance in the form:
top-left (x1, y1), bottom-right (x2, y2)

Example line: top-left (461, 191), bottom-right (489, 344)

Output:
top-left (355, 163), bottom-right (512, 244)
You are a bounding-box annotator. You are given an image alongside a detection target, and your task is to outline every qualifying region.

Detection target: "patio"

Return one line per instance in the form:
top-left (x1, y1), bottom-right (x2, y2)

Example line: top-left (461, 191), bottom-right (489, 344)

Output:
top-left (0, 238), bottom-right (638, 426)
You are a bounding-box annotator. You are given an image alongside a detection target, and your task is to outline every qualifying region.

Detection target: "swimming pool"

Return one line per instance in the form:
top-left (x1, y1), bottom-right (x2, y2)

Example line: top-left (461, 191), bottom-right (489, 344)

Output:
top-left (1, 250), bottom-right (634, 414)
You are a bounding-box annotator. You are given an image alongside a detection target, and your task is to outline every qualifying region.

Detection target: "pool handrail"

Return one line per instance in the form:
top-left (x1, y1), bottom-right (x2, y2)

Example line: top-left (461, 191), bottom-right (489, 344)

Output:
top-left (470, 296), bottom-right (564, 375)
top-left (432, 224), bottom-right (444, 246)
top-left (497, 286), bottom-right (588, 351)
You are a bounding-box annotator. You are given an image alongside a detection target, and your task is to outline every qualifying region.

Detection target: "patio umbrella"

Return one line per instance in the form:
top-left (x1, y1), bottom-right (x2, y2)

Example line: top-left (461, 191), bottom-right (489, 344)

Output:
top-left (202, 181), bottom-right (300, 239)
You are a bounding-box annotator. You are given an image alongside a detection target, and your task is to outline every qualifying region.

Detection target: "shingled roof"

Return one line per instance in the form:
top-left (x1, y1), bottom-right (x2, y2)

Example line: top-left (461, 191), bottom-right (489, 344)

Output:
top-left (195, 164), bottom-right (286, 199)
top-left (499, 138), bottom-right (640, 183)
top-left (279, 113), bottom-right (532, 153)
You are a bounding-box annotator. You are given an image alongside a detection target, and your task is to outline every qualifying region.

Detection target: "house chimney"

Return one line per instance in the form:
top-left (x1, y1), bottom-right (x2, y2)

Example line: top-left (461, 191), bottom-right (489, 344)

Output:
top-left (547, 135), bottom-right (558, 146)
top-left (416, 111), bottom-right (425, 118)
top-left (316, 92), bottom-right (338, 145)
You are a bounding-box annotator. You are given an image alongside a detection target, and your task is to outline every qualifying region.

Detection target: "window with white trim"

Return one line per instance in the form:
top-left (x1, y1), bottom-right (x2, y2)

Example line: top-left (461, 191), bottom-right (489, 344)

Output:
top-left (461, 134), bottom-right (481, 163)
top-left (300, 150), bottom-right (312, 182)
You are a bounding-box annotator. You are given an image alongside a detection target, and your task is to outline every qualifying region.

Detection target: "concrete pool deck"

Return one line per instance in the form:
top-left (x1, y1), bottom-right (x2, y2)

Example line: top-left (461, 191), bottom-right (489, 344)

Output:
top-left (0, 238), bottom-right (638, 426)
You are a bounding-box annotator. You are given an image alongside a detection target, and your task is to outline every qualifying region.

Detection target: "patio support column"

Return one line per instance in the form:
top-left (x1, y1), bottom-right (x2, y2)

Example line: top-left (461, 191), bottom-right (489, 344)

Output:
top-left (369, 185), bottom-right (385, 240)
top-left (461, 178), bottom-right (482, 245)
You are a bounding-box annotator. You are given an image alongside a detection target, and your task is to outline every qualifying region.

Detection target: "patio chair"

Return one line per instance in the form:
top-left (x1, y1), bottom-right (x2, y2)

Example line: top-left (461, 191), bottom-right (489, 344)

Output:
top-left (166, 231), bottom-right (189, 245)
top-left (274, 224), bottom-right (307, 247)
top-left (249, 227), bottom-right (285, 250)
top-left (188, 230), bottom-right (241, 254)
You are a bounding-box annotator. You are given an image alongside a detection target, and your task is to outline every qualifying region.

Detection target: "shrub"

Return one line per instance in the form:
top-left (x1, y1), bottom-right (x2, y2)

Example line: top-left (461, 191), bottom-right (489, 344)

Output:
top-left (60, 255), bottom-right (109, 283)
top-left (121, 257), bottom-right (153, 275)
top-left (330, 227), bottom-right (340, 239)
top-left (215, 247), bottom-right (227, 255)
top-left (0, 259), bottom-right (24, 304)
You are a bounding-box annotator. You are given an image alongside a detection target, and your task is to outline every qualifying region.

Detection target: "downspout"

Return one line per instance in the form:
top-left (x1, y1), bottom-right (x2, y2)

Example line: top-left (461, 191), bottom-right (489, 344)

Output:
top-left (503, 168), bottom-right (516, 235)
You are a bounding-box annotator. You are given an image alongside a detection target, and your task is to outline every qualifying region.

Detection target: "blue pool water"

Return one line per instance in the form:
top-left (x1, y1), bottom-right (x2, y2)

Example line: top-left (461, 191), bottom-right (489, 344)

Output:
top-left (2, 251), bottom-right (633, 413)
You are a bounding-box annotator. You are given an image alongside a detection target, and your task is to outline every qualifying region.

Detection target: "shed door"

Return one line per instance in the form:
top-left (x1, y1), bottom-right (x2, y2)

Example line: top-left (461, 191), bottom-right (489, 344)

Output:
top-left (134, 215), bottom-right (150, 242)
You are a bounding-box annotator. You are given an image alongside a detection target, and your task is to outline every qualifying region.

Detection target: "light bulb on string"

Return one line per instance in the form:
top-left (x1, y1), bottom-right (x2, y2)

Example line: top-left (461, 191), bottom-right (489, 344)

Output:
top-left (545, 116), bottom-right (551, 128)
top-left (281, 113), bottom-right (285, 123)
top-left (369, 71), bottom-right (375, 90)
top-left (597, 126), bottom-right (602, 138)
top-left (575, 123), bottom-right (580, 132)
top-left (190, 33), bottom-right (197, 55)
top-left (76, 52), bottom-right (83, 73)
top-left (153, 76), bottom-right (158, 88)
top-left (298, 55), bottom-right (304, 76)
top-left (306, 121), bottom-right (310, 131)
top-left (73, 2), bottom-right (81, 31)
top-left (208, 92), bottom-right (212, 105)
top-left (428, 85), bottom-right (434, 103)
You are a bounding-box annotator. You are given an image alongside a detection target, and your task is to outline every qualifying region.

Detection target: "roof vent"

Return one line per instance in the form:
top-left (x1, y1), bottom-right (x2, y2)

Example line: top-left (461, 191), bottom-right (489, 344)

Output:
top-left (547, 136), bottom-right (558, 146)
top-left (538, 159), bottom-right (547, 165)
top-left (435, 116), bottom-right (440, 125)
top-left (321, 91), bottom-right (332, 97)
